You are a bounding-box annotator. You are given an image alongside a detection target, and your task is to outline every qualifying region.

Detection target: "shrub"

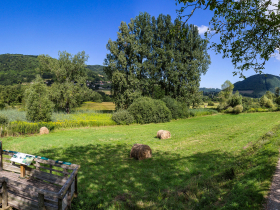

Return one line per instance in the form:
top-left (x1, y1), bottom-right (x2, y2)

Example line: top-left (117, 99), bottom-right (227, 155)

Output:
top-left (112, 109), bottom-right (134, 125)
top-left (266, 99), bottom-right (274, 108)
top-left (233, 105), bottom-right (243, 114)
top-left (260, 95), bottom-right (268, 107)
top-left (161, 96), bottom-right (179, 119)
top-left (225, 106), bottom-right (233, 113)
top-left (25, 75), bottom-right (54, 122)
top-left (227, 92), bottom-right (242, 107)
top-left (0, 115), bottom-right (8, 125)
top-left (0, 100), bottom-right (5, 110)
top-left (128, 97), bottom-right (171, 124)
top-left (208, 101), bottom-right (215, 106)
top-left (177, 102), bottom-right (190, 118)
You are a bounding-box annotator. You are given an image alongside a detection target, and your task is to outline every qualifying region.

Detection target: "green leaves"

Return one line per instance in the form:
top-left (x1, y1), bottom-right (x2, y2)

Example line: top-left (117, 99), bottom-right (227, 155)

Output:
top-left (105, 12), bottom-right (210, 109)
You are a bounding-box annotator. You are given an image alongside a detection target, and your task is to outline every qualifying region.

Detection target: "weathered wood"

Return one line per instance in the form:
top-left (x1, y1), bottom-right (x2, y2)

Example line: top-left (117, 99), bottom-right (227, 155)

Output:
top-left (37, 165), bottom-right (69, 175)
top-left (8, 192), bottom-right (58, 210)
top-left (3, 151), bottom-right (15, 156)
top-left (8, 184), bottom-right (58, 206)
top-left (0, 141), bottom-right (3, 171)
top-left (3, 162), bottom-right (68, 186)
top-left (20, 164), bottom-right (26, 178)
top-left (58, 167), bottom-right (79, 198)
top-left (34, 158), bottom-right (78, 170)
top-left (38, 193), bottom-right (46, 210)
top-left (2, 181), bottom-right (8, 208)
top-left (50, 165), bottom-right (53, 174)
top-left (74, 174), bottom-right (78, 197)
top-left (5, 178), bottom-right (59, 198)
top-left (58, 198), bottom-right (63, 210)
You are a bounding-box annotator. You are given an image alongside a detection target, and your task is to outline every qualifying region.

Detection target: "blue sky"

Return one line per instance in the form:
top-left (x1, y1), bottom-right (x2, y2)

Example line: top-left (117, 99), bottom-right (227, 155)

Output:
top-left (0, 0), bottom-right (279, 88)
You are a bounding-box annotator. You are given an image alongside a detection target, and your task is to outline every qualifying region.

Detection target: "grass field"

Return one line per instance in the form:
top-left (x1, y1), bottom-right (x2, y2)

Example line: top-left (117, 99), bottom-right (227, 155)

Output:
top-left (75, 102), bottom-right (115, 111)
top-left (2, 112), bottom-right (280, 209)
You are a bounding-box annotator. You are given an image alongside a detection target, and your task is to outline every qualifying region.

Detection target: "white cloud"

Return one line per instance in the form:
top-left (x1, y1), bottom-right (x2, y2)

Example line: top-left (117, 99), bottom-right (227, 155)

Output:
top-left (196, 25), bottom-right (209, 35)
top-left (271, 49), bottom-right (280, 61)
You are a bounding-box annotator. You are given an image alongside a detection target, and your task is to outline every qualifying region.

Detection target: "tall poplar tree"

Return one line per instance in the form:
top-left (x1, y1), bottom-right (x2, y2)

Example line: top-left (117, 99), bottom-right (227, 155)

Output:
top-left (104, 12), bottom-right (210, 109)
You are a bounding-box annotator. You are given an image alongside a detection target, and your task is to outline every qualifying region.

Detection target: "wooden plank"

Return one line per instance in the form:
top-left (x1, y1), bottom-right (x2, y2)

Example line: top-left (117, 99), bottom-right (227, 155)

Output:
top-left (58, 167), bottom-right (78, 198)
top-left (37, 165), bottom-right (69, 175)
top-left (74, 174), bottom-right (78, 197)
top-left (38, 193), bottom-right (46, 210)
top-left (2, 181), bottom-right (7, 208)
top-left (3, 151), bottom-right (15, 156)
top-left (7, 192), bottom-right (58, 210)
top-left (34, 158), bottom-right (79, 170)
top-left (58, 198), bottom-right (62, 210)
top-left (8, 185), bottom-right (58, 206)
top-left (5, 178), bottom-right (59, 198)
top-left (3, 162), bottom-right (68, 186)
top-left (0, 141), bottom-right (3, 171)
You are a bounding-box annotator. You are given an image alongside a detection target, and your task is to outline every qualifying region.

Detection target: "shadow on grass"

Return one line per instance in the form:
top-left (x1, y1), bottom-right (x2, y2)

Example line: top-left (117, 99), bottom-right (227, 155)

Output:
top-left (37, 139), bottom-right (279, 210)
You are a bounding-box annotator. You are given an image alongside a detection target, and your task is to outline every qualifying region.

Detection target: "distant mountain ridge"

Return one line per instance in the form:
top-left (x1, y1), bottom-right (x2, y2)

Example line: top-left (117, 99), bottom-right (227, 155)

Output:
top-left (233, 74), bottom-right (280, 98)
top-left (0, 54), bottom-right (107, 85)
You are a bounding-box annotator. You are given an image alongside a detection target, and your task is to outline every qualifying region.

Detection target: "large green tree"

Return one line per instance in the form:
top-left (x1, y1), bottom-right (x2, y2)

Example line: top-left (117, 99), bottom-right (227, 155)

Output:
top-left (24, 75), bottom-right (54, 122)
top-left (38, 51), bottom-right (100, 113)
top-left (176, 0), bottom-right (280, 77)
top-left (104, 12), bottom-right (210, 109)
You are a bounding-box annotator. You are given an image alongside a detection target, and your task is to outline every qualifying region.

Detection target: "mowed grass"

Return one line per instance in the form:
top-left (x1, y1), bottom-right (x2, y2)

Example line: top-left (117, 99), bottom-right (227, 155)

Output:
top-left (75, 102), bottom-right (115, 111)
top-left (2, 112), bottom-right (280, 209)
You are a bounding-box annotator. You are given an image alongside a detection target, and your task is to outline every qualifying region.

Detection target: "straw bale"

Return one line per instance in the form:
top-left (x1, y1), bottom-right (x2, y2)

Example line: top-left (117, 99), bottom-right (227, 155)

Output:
top-left (130, 144), bottom-right (152, 160)
top-left (157, 130), bottom-right (171, 139)
top-left (40, 127), bottom-right (49, 135)
top-left (157, 130), bottom-right (164, 138)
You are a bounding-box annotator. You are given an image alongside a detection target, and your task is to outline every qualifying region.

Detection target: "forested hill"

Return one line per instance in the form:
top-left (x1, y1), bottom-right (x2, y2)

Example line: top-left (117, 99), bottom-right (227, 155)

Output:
top-left (0, 54), bottom-right (107, 85)
top-left (233, 74), bottom-right (280, 98)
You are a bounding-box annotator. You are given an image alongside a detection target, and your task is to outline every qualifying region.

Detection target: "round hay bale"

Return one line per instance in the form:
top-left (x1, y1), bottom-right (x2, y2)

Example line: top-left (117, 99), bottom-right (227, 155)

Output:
top-left (40, 127), bottom-right (49, 135)
top-left (157, 130), bottom-right (164, 138)
top-left (158, 130), bottom-right (171, 139)
top-left (130, 144), bottom-right (152, 160)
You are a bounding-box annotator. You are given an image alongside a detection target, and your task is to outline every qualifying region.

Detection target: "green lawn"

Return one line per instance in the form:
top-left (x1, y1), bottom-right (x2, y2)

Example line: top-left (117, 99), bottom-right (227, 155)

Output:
top-left (2, 112), bottom-right (280, 209)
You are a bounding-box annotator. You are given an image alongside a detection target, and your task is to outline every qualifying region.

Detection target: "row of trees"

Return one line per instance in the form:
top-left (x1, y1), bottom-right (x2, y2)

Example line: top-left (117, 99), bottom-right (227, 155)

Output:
top-left (24, 51), bottom-right (103, 121)
top-left (104, 12), bottom-right (210, 110)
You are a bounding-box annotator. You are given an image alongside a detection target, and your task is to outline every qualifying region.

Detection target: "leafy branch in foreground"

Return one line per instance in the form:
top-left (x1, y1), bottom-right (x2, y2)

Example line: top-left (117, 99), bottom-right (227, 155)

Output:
top-left (176, 0), bottom-right (280, 78)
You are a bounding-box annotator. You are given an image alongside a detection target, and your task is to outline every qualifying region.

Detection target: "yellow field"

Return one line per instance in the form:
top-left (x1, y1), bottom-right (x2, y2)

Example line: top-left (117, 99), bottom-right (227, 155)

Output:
top-left (76, 102), bottom-right (115, 111)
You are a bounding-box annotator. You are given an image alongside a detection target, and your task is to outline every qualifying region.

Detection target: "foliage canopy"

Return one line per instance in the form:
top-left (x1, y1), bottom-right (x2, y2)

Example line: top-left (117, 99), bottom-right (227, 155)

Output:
top-left (176, 0), bottom-right (280, 77)
top-left (104, 12), bottom-right (210, 109)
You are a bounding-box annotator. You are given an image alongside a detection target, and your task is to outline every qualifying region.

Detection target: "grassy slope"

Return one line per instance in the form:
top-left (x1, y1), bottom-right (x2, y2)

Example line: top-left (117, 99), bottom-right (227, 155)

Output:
top-left (2, 112), bottom-right (280, 209)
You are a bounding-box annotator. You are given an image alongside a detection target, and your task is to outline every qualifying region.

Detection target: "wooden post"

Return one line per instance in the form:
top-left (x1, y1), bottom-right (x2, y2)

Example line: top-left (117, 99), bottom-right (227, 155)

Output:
top-left (20, 164), bottom-right (26, 178)
top-left (58, 198), bottom-right (63, 210)
top-left (74, 174), bottom-right (78, 197)
top-left (38, 193), bottom-right (46, 210)
top-left (0, 141), bottom-right (2, 171)
top-left (2, 181), bottom-right (8, 208)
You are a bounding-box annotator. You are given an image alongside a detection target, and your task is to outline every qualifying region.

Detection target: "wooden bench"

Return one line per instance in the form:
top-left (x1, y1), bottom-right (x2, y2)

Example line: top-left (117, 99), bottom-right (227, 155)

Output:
top-left (0, 141), bottom-right (80, 210)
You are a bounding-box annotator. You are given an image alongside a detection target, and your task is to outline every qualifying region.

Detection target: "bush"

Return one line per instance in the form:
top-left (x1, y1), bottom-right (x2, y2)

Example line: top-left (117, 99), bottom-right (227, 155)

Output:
top-left (208, 101), bottom-right (215, 106)
top-left (128, 97), bottom-right (171, 124)
top-left (25, 76), bottom-right (54, 122)
top-left (227, 92), bottom-right (242, 107)
top-left (0, 115), bottom-right (8, 125)
top-left (233, 105), bottom-right (243, 114)
top-left (225, 106), bottom-right (233, 113)
top-left (266, 99), bottom-right (274, 108)
top-left (177, 102), bottom-right (190, 118)
top-left (161, 96), bottom-right (179, 119)
top-left (0, 100), bottom-right (5, 110)
top-left (112, 109), bottom-right (134, 125)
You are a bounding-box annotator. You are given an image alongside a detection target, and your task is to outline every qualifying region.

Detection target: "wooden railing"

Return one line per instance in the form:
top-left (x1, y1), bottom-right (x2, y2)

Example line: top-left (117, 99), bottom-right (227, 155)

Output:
top-left (0, 141), bottom-right (80, 210)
